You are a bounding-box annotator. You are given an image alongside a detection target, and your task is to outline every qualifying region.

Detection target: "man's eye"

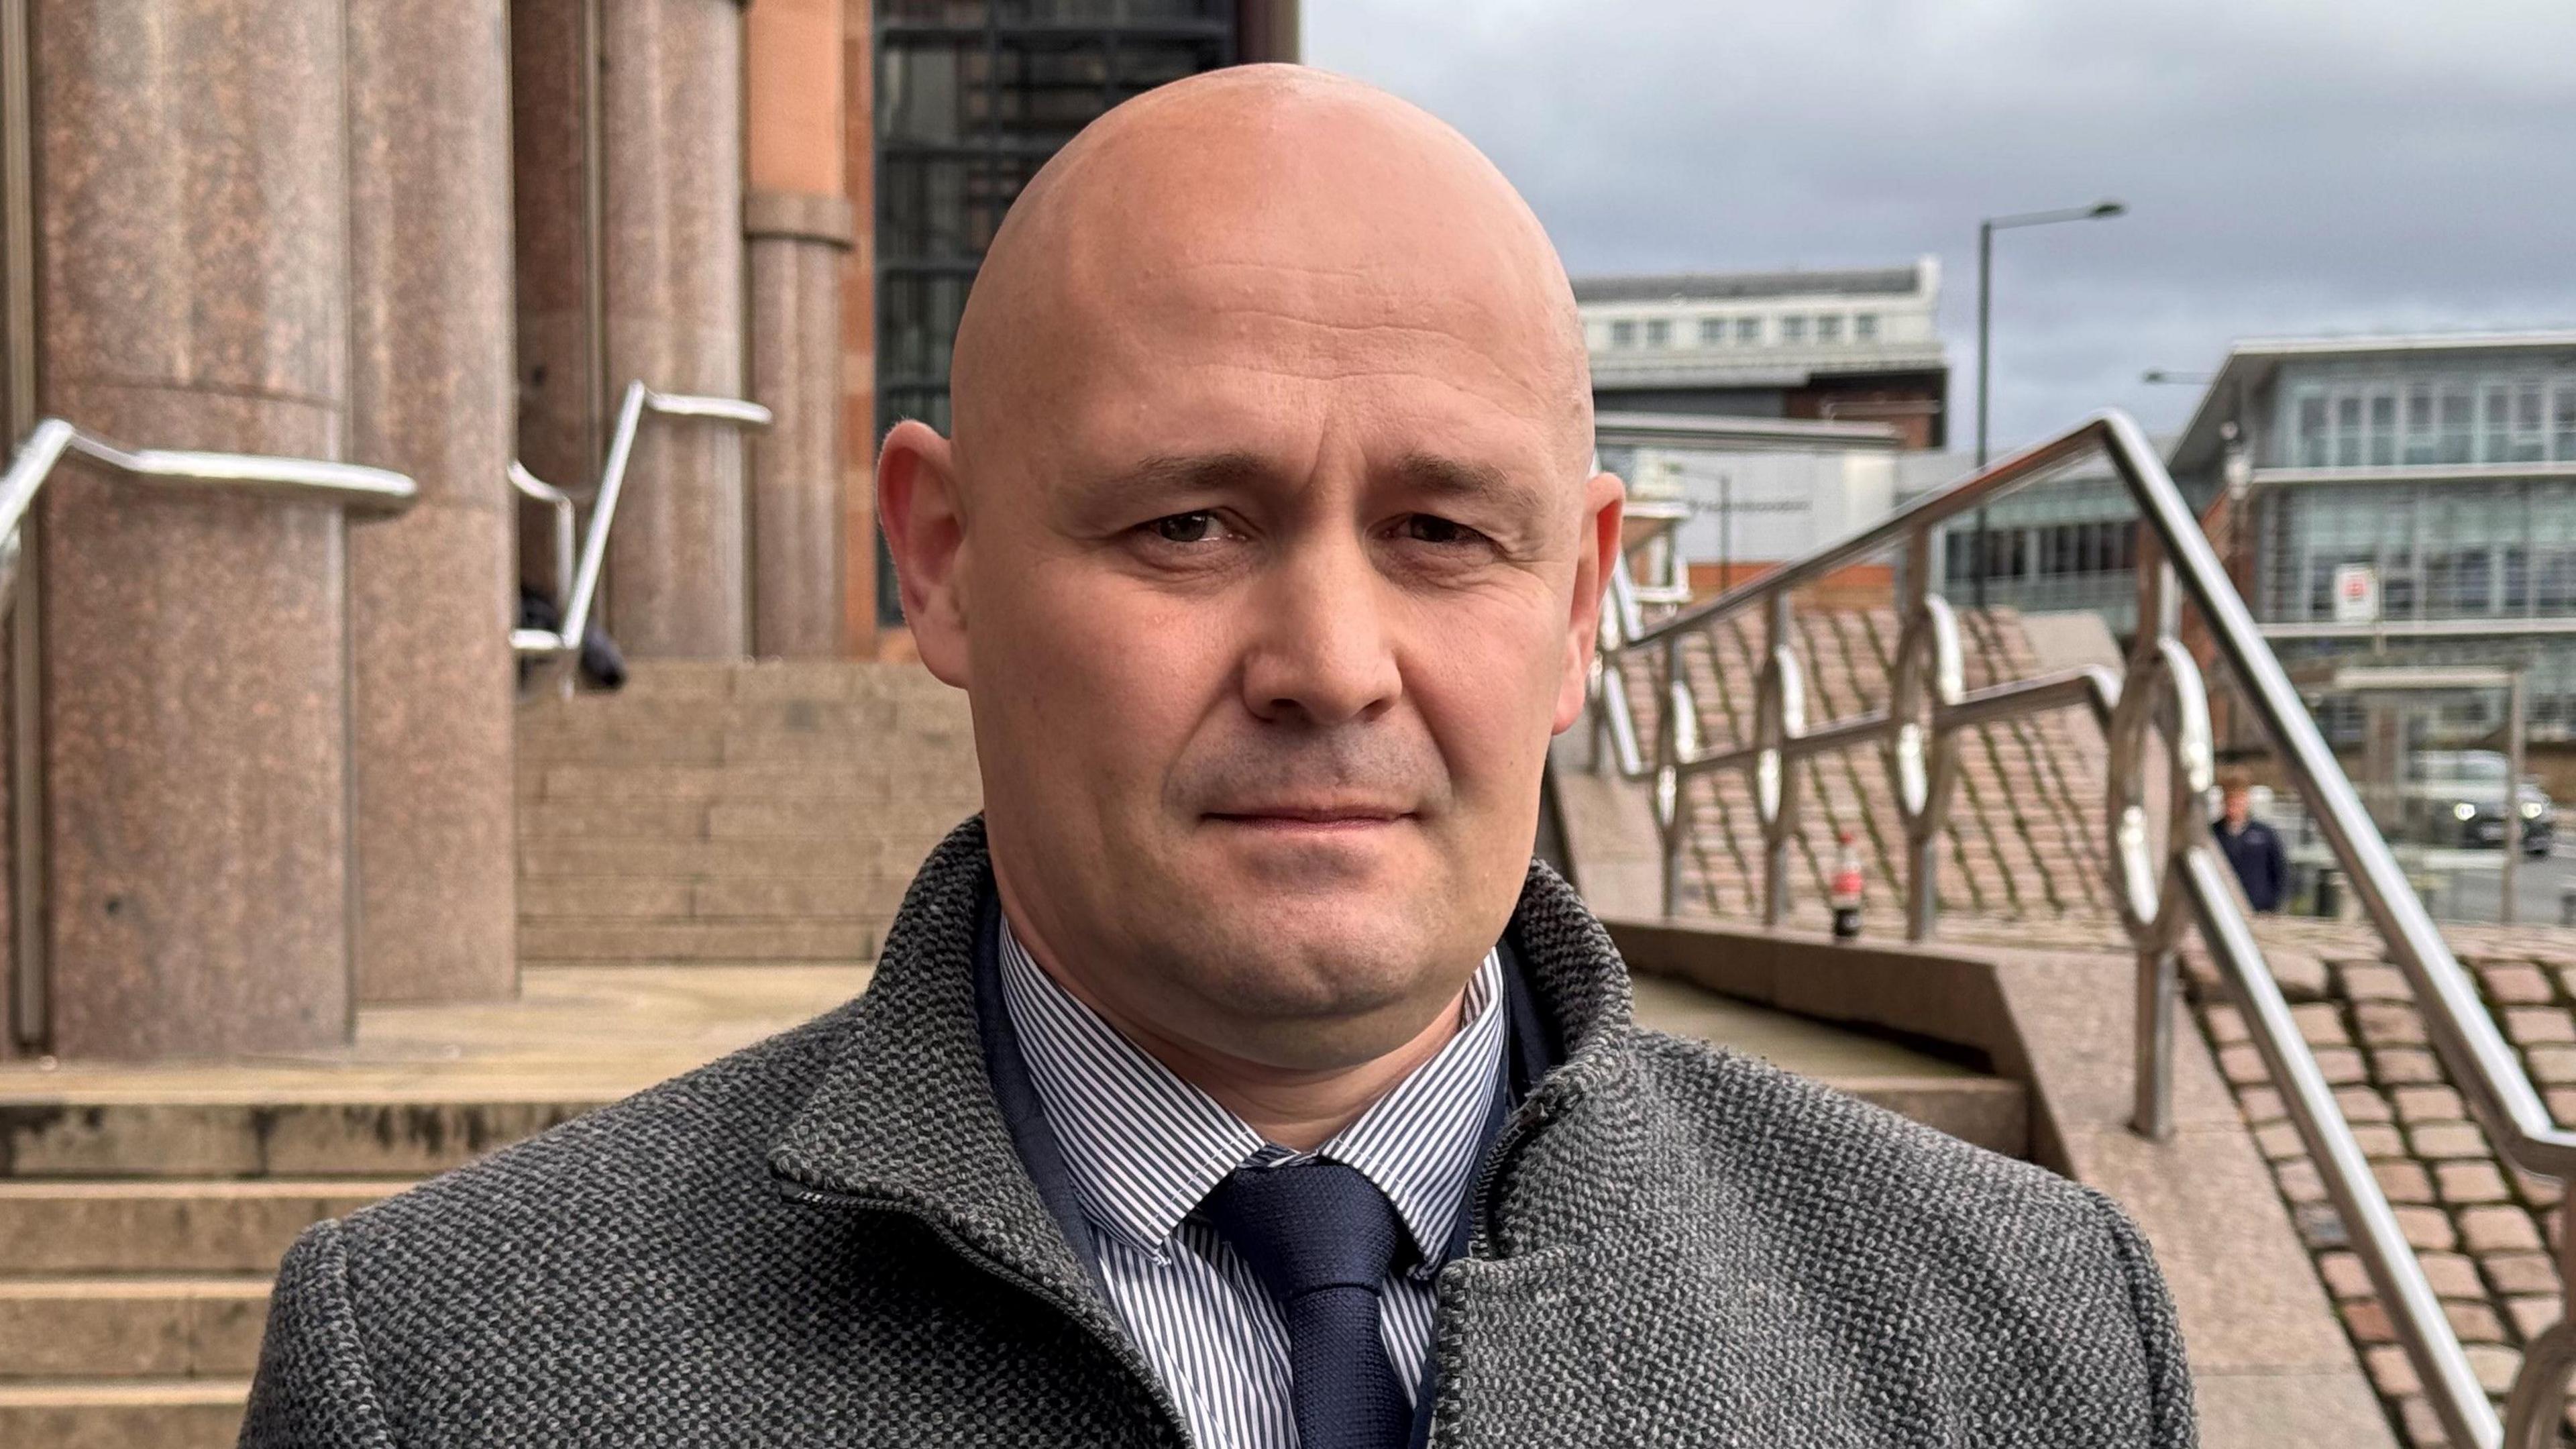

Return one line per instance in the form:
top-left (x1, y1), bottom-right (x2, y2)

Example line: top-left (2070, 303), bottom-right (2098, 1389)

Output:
top-left (1399, 514), bottom-right (1487, 546)
top-left (1149, 511), bottom-right (1227, 544)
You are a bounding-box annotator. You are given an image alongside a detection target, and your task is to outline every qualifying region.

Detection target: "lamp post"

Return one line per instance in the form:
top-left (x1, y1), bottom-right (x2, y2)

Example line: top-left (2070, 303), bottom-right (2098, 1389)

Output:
top-left (1970, 199), bottom-right (2127, 608)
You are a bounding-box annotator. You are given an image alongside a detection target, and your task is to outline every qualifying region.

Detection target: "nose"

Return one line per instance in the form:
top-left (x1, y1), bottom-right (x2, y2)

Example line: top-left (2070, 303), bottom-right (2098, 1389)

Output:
top-left (1238, 531), bottom-right (1402, 728)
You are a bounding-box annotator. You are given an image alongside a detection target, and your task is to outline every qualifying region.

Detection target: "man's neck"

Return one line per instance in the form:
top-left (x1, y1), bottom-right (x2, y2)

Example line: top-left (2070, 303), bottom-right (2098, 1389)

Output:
top-left (1008, 924), bottom-right (1469, 1152)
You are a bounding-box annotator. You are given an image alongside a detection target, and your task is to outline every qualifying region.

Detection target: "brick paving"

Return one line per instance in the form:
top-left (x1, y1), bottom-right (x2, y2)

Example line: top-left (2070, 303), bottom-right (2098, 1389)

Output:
top-left (1639, 605), bottom-right (2576, 1447)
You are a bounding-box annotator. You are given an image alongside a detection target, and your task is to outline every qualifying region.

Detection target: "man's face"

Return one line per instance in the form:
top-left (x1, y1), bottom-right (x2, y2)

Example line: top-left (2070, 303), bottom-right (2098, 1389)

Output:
top-left (896, 125), bottom-right (1620, 1071)
top-left (2223, 789), bottom-right (2251, 827)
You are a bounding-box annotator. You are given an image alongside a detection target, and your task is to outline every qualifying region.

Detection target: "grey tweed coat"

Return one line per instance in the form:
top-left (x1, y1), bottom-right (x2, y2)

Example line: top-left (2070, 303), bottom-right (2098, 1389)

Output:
top-left (242, 818), bottom-right (2194, 1447)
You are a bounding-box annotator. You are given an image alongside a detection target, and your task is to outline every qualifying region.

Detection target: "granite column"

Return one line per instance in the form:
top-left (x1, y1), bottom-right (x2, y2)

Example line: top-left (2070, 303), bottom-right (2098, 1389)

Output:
top-left (746, 0), bottom-right (851, 657)
top-left (345, 0), bottom-right (519, 1002)
top-left (26, 0), bottom-right (354, 1056)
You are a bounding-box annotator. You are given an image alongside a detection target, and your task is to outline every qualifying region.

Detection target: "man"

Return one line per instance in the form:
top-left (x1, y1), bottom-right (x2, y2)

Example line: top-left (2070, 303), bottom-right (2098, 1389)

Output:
top-left (244, 68), bottom-right (2192, 1447)
top-left (2214, 771), bottom-right (2289, 912)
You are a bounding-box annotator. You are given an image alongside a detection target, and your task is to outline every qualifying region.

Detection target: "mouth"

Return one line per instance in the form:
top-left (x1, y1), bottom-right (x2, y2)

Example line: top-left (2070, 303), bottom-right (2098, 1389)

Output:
top-left (1204, 804), bottom-right (1413, 832)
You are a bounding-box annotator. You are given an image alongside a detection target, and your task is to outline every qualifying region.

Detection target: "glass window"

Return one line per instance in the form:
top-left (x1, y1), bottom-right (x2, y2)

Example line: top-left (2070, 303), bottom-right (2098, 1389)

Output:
top-left (1645, 318), bottom-right (1670, 347)
top-left (1699, 317), bottom-right (1725, 346)
top-left (1854, 313), bottom-right (1878, 341)
top-left (2505, 546), bottom-right (2530, 612)
top-left (2483, 385), bottom-right (2513, 464)
top-left (2296, 394), bottom-right (2329, 469)
top-left (1817, 315), bottom-right (1842, 343)
top-left (2440, 387), bottom-right (2474, 464)
top-left (2369, 393), bottom-right (2396, 467)
top-left (1610, 319), bottom-right (1636, 348)
top-left (1736, 317), bottom-right (1762, 343)
top-left (2404, 385), bottom-right (2438, 466)
top-left (2334, 396), bottom-right (2363, 468)
top-left (2557, 384), bottom-right (2576, 462)
top-left (2542, 549), bottom-right (2576, 611)
top-left (1780, 316), bottom-right (1808, 343)
top-left (2514, 382), bottom-right (2547, 462)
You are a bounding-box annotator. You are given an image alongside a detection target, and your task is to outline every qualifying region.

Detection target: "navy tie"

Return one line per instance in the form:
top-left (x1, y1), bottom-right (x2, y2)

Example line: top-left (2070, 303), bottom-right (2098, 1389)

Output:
top-left (1201, 1160), bottom-right (1413, 1449)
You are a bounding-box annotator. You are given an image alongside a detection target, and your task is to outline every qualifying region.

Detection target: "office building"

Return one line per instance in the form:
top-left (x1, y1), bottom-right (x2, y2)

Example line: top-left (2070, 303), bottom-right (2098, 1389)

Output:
top-left (1574, 260), bottom-right (1949, 448)
top-left (2169, 332), bottom-right (2576, 740)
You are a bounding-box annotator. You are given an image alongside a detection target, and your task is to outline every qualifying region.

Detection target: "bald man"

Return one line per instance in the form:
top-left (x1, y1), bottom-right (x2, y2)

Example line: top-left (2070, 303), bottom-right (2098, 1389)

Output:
top-left (244, 68), bottom-right (2192, 1448)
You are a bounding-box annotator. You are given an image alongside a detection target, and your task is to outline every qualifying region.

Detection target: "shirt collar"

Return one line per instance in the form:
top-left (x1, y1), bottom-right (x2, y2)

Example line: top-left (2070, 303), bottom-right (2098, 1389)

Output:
top-left (996, 918), bottom-right (1508, 1273)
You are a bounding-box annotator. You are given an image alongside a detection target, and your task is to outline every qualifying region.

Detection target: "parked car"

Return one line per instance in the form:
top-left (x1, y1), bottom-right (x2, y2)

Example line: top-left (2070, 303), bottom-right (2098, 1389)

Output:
top-left (2398, 750), bottom-right (2555, 855)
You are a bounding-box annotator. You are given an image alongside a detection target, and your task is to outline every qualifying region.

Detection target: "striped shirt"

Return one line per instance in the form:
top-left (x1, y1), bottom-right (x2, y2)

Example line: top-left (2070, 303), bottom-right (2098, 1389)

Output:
top-left (996, 921), bottom-right (1509, 1449)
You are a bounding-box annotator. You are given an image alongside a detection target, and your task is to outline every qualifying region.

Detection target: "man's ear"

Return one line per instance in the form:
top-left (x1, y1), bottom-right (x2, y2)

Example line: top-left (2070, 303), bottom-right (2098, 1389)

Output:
top-left (877, 419), bottom-right (971, 689)
top-left (1553, 470), bottom-right (1625, 735)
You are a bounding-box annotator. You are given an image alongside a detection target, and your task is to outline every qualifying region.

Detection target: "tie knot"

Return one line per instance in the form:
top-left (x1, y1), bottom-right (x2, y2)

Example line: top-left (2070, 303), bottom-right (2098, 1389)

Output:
top-left (1200, 1159), bottom-right (1409, 1304)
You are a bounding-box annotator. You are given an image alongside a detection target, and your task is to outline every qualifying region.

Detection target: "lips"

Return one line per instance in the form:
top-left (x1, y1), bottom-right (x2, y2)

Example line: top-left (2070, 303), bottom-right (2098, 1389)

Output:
top-left (1205, 804), bottom-right (1411, 825)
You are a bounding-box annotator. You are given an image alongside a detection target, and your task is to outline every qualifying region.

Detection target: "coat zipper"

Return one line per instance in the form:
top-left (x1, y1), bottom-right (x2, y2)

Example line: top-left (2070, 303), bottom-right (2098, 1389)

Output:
top-left (777, 1180), bottom-right (1195, 1448)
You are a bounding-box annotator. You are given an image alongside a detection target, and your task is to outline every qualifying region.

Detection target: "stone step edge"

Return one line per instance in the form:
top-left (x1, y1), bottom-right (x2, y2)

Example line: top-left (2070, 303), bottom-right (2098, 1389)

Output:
top-left (0, 1377), bottom-right (250, 1405)
top-left (0, 1178), bottom-right (409, 1200)
top-left (0, 1275), bottom-right (273, 1297)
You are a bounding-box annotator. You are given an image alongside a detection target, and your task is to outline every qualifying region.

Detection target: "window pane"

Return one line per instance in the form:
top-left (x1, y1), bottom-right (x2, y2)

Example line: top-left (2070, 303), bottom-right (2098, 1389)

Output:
top-left (1645, 318), bottom-right (1670, 347)
top-left (1817, 315), bottom-right (1842, 342)
top-left (2484, 386), bottom-right (2513, 463)
top-left (1736, 317), bottom-right (1761, 343)
top-left (2440, 388), bottom-right (2474, 464)
top-left (2515, 382), bottom-right (2547, 462)
top-left (2369, 393), bottom-right (2396, 467)
top-left (1780, 316), bottom-right (1807, 342)
top-left (2335, 396), bottom-right (2362, 468)
top-left (1854, 313), bottom-right (1878, 341)
top-left (2557, 385), bottom-right (2576, 462)
top-left (1699, 317), bottom-right (1724, 345)
top-left (2404, 385), bottom-right (2437, 465)
top-left (1611, 320), bottom-right (1635, 347)
top-left (2298, 395), bottom-right (2328, 468)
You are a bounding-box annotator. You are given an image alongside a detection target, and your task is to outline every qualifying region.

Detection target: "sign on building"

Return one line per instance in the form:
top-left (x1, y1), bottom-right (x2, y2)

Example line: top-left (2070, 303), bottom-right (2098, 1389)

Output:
top-left (2332, 563), bottom-right (2380, 625)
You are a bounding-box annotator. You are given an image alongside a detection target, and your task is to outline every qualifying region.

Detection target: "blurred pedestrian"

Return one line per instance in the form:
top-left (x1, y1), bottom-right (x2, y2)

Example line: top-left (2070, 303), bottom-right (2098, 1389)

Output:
top-left (2213, 769), bottom-right (2287, 911)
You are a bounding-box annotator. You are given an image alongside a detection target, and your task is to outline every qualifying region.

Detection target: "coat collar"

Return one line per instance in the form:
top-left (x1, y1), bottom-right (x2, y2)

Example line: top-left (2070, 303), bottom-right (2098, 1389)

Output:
top-left (766, 816), bottom-right (1638, 1312)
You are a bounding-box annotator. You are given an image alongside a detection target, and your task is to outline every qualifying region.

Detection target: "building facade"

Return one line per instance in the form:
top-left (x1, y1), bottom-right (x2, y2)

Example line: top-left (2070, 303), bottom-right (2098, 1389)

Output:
top-left (2169, 333), bottom-right (2576, 741)
top-left (873, 0), bottom-right (1300, 619)
top-left (1575, 260), bottom-right (1949, 448)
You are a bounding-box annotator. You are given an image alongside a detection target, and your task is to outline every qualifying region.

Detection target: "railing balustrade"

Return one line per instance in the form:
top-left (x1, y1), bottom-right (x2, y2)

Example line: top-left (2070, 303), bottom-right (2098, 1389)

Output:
top-left (509, 380), bottom-right (773, 671)
top-left (1584, 409), bottom-right (2576, 1449)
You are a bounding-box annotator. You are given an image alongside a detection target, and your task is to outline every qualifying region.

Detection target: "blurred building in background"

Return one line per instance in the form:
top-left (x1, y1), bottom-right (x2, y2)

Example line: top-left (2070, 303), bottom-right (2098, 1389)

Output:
top-left (1575, 259), bottom-right (1948, 448)
top-left (2169, 333), bottom-right (2576, 743)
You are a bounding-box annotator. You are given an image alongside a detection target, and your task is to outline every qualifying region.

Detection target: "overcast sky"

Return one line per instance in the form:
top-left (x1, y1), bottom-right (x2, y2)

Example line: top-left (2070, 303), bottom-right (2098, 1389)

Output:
top-left (1307, 0), bottom-right (2576, 451)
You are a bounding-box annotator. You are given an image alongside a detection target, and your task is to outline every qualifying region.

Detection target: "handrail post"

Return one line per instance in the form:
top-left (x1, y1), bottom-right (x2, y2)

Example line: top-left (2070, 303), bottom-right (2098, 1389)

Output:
top-left (1658, 631), bottom-right (1682, 917)
top-left (1760, 590), bottom-right (1794, 927)
top-left (2130, 531), bottom-right (2184, 1141)
top-left (1899, 527), bottom-right (1939, 940)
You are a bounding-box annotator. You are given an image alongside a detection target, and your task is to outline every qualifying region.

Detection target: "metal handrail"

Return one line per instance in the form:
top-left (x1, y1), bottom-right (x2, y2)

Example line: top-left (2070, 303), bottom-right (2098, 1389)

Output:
top-left (511, 380), bottom-right (772, 659)
top-left (0, 417), bottom-right (416, 600)
top-left (1584, 408), bottom-right (2574, 1448)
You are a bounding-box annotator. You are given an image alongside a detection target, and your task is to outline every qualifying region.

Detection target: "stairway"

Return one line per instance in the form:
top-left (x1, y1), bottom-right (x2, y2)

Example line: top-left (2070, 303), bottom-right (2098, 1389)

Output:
top-left (0, 1098), bottom-right (583, 1446)
top-left (517, 659), bottom-right (983, 965)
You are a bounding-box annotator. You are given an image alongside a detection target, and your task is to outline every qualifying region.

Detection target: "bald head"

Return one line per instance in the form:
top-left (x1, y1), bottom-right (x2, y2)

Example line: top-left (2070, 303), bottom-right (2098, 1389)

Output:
top-left (950, 66), bottom-right (1594, 486)
top-left (877, 64), bottom-right (1623, 1106)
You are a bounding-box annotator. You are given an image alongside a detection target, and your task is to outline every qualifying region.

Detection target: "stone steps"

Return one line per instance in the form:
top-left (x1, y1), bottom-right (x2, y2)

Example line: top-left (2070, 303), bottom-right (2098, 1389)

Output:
top-left (0, 1378), bottom-right (250, 1449)
top-left (0, 1277), bottom-right (271, 1379)
top-left (0, 1181), bottom-right (396, 1275)
top-left (516, 659), bottom-right (981, 965)
top-left (0, 1099), bottom-right (601, 1179)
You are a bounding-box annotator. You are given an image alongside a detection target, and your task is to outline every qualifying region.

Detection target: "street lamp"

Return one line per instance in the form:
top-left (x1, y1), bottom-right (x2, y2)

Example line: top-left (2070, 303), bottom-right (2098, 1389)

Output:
top-left (1970, 199), bottom-right (2127, 608)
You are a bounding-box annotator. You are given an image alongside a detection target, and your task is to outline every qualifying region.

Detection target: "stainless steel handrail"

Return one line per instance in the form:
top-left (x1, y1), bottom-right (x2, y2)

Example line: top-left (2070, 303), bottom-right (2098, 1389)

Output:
top-left (1, 417), bottom-right (417, 1053)
top-left (511, 380), bottom-right (773, 660)
top-left (0, 417), bottom-right (417, 600)
top-left (1584, 407), bottom-right (2572, 1448)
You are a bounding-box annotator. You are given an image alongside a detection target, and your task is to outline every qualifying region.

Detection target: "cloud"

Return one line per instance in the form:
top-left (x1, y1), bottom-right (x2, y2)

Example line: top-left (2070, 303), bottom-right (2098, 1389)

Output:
top-left (1308, 0), bottom-right (2576, 446)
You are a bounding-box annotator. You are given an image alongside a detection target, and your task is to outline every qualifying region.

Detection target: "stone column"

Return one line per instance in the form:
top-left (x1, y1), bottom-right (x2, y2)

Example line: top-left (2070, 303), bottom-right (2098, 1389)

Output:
top-left (840, 0), bottom-right (879, 657)
top-left (746, 0), bottom-right (850, 657)
top-left (598, 0), bottom-right (750, 657)
top-left (28, 0), bottom-right (352, 1057)
top-left (345, 0), bottom-right (518, 1002)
